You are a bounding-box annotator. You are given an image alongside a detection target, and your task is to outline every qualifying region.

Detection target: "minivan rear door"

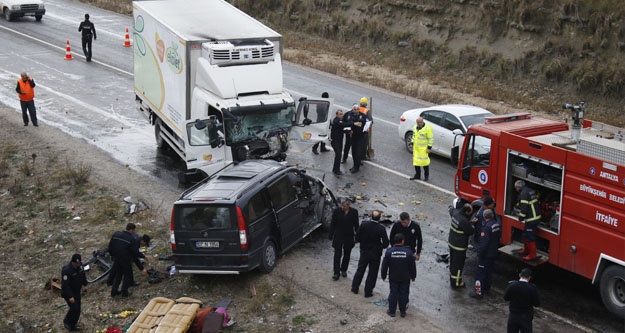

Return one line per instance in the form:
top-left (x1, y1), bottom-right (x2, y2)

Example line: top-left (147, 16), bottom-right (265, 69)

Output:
top-left (172, 205), bottom-right (240, 270)
top-left (267, 173), bottom-right (303, 252)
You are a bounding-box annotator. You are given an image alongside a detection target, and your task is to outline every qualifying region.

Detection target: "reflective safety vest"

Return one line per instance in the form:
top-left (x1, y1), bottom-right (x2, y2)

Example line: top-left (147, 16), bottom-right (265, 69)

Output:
top-left (17, 79), bottom-right (35, 101)
top-left (412, 123), bottom-right (433, 166)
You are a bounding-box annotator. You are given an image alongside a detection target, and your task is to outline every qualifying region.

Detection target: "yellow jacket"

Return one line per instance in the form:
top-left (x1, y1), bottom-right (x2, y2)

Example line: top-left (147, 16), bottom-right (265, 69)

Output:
top-left (412, 123), bottom-right (433, 166)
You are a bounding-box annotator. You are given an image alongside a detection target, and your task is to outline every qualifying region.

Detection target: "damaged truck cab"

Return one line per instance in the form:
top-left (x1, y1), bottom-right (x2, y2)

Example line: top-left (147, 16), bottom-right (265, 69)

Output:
top-left (133, 0), bottom-right (330, 181)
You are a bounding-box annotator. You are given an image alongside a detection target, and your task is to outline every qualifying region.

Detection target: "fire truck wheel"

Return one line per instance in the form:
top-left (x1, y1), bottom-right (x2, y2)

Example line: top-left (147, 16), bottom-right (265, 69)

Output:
top-left (599, 265), bottom-right (625, 319)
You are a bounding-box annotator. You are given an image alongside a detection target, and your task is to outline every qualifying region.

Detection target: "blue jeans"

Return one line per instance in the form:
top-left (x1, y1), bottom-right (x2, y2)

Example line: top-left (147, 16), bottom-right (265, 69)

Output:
top-left (388, 280), bottom-right (410, 314)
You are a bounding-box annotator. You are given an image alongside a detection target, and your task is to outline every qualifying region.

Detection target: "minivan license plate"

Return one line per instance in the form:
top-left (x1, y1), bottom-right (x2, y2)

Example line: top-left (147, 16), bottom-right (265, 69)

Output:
top-left (196, 241), bottom-right (219, 248)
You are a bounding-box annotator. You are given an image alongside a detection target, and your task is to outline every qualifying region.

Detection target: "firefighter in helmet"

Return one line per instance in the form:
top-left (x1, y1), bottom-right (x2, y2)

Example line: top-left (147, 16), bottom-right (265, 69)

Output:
top-left (514, 180), bottom-right (542, 260)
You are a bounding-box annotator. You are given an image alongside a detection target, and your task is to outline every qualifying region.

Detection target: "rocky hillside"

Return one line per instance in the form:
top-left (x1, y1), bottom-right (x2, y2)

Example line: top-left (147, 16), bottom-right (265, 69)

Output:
top-left (86, 0), bottom-right (625, 124)
top-left (232, 0), bottom-right (624, 125)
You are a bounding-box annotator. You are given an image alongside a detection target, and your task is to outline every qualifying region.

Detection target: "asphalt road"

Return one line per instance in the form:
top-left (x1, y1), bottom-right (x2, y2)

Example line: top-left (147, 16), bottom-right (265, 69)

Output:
top-left (0, 1), bottom-right (622, 331)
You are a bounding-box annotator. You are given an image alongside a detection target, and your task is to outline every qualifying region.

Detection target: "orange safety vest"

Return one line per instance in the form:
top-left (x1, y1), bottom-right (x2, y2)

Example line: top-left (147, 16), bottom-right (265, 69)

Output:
top-left (17, 79), bottom-right (35, 101)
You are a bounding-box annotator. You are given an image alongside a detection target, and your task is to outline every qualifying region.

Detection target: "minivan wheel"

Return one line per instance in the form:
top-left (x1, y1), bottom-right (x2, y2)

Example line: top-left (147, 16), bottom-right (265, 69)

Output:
top-left (259, 240), bottom-right (277, 273)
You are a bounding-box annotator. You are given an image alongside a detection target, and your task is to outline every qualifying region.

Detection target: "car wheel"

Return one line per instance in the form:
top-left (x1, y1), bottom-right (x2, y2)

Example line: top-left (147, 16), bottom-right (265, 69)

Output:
top-left (259, 240), bottom-right (277, 273)
top-left (404, 131), bottom-right (413, 152)
top-left (600, 265), bottom-right (625, 319)
top-left (35, 15), bottom-right (42, 21)
top-left (4, 9), bottom-right (12, 21)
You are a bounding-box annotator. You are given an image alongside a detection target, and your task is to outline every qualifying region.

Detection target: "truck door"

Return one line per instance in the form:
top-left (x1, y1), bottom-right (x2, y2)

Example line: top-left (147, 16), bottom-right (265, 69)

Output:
top-left (456, 133), bottom-right (494, 199)
top-left (288, 98), bottom-right (332, 153)
top-left (184, 116), bottom-right (228, 176)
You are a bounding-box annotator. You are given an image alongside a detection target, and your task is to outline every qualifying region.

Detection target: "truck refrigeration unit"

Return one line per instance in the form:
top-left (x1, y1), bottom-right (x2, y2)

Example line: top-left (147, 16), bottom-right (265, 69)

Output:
top-left (133, 0), bottom-right (331, 180)
top-left (451, 102), bottom-right (625, 319)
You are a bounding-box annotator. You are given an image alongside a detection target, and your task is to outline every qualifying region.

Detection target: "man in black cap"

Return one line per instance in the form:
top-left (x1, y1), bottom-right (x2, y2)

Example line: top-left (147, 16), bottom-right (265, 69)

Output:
top-left (504, 268), bottom-right (540, 332)
top-left (78, 13), bottom-right (96, 62)
top-left (61, 253), bottom-right (87, 331)
top-left (108, 223), bottom-right (147, 297)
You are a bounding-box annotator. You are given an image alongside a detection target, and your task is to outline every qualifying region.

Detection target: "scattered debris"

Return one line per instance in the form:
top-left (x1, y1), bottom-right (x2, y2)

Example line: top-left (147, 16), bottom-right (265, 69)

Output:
top-left (435, 253), bottom-right (449, 263)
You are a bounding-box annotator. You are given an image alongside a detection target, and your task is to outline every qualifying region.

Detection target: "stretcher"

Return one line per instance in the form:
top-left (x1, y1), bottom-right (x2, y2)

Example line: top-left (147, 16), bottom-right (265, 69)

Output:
top-left (127, 296), bottom-right (203, 333)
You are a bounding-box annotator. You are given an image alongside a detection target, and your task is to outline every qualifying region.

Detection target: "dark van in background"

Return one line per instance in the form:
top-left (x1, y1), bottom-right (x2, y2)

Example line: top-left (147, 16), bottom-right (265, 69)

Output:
top-left (170, 160), bottom-right (338, 274)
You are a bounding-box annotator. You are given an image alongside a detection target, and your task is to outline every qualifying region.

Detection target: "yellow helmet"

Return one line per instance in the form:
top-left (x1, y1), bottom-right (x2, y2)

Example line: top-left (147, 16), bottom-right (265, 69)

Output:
top-left (360, 97), bottom-right (368, 105)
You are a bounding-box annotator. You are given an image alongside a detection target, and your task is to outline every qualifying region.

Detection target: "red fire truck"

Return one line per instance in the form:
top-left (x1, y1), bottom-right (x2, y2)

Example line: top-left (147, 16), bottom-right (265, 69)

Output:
top-left (451, 103), bottom-right (625, 319)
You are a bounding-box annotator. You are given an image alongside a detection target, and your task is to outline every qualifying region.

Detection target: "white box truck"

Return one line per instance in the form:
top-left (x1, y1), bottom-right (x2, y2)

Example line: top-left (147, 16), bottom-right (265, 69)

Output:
top-left (133, 0), bottom-right (331, 180)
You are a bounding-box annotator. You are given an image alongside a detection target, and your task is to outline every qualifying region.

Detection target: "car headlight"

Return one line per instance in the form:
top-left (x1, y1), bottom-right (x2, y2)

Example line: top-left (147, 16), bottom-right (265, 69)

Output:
top-left (39, 4), bottom-right (45, 9)
top-left (11, 5), bottom-right (21, 10)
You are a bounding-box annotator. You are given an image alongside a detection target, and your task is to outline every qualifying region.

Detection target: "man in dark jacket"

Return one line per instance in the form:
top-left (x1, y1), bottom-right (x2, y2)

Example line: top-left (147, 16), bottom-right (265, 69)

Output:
top-left (448, 203), bottom-right (474, 289)
top-left (329, 200), bottom-right (360, 280)
top-left (504, 268), bottom-right (540, 333)
top-left (471, 209), bottom-right (501, 298)
top-left (108, 223), bottom-right (146, 297)
top-left (78, 13), bottom-right (96, 61)
top-left (61, 253), bottom-right (87, 331)
top-left (330, 109), bottom-right (354, 175)
top-left (351, 210), bottom-right (389, 297)
top-left (389, 212), bottom-right (423, 261)
top-left (381, 233), bottom-right (416, 318)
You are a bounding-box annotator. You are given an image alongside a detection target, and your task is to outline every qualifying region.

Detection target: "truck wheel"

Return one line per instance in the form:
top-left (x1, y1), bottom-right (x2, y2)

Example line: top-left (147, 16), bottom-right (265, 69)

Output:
top-left (4, 9), bottom-right (12, 21)
top-left (154, 119), bottom-right (167, 149)
top-left (35, 15), bottom-right (42, 21)
top-left (599, 265), bottom-right (625, 319)
top-left (259, 240), bottom-right (277, 273)
top-left (404, 131), bottom-right (413, 152)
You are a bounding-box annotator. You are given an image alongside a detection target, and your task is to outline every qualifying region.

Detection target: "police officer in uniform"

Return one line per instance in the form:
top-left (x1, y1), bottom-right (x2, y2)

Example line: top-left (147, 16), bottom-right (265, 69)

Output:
top-left (109, 223), bottom-right (146, 297)
top-left (472, 196), bottom-right (495, 245)
top-left (410, 117), bottom-right (434, 181)
top-left (514, 180), bottom-right (541, 260)
top-left (504, 268), bottom-right (540, 333)
top-left (351, 210), bottom-right (389, 297)
top-left (329, 200), bottom-right (360, 279)
top-left (78, 14), bottom-right (96, 62)
top-left (381, 233), bottom-right (416, 318)
top-left (389, 212), bottom-right (423, 261)
top-left (448, 203), bottom-right (474, 289)
top-left (341, 104), bottom-right (358, 164)
top-left (61, 253), bottom-right (87, 331)
top-left (471, 209), bottom-right (500, 298)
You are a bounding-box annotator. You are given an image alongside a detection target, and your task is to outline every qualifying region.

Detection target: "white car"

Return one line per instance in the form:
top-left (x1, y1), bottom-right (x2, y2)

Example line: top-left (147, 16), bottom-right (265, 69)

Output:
top-left (398, 104), bottom-right (493, 159)
top-left (1, 0), bottom-right (45, 21)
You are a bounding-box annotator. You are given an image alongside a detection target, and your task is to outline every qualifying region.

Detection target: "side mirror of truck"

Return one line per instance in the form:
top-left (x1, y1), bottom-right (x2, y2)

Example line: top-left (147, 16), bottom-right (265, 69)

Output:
top-left (450, 145), bottom-right (459, 166)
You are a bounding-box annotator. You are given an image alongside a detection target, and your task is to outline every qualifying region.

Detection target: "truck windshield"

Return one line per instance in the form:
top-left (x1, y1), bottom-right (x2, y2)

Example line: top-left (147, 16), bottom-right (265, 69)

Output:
top-left (224, 103), bottom-right (296, 144)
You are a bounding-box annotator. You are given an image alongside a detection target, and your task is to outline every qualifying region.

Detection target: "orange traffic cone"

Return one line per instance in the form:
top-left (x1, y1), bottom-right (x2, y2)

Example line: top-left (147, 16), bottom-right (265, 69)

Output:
top-left (123, 28), bottom-right (132, 47)
top-left (64, 40), bottom-right (74, 60)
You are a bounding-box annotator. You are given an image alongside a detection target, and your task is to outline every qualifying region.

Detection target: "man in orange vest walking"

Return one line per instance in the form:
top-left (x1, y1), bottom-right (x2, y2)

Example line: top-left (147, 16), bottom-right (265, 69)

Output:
top-left (16, 72), bottom-right (38, 127)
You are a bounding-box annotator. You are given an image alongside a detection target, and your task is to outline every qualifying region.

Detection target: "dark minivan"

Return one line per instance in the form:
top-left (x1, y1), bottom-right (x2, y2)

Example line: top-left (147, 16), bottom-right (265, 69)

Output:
top-left (170, 160), bottom-right (338, 274)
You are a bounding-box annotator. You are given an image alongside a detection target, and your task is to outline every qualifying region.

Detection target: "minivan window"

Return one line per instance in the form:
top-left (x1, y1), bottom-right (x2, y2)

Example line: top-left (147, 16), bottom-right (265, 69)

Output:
top-left (248, 192), bottom-right (271, 221)
top-left (179, 206), bottom-right (232, 230)
top-left (267, 176), bottom-right (297, 209)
